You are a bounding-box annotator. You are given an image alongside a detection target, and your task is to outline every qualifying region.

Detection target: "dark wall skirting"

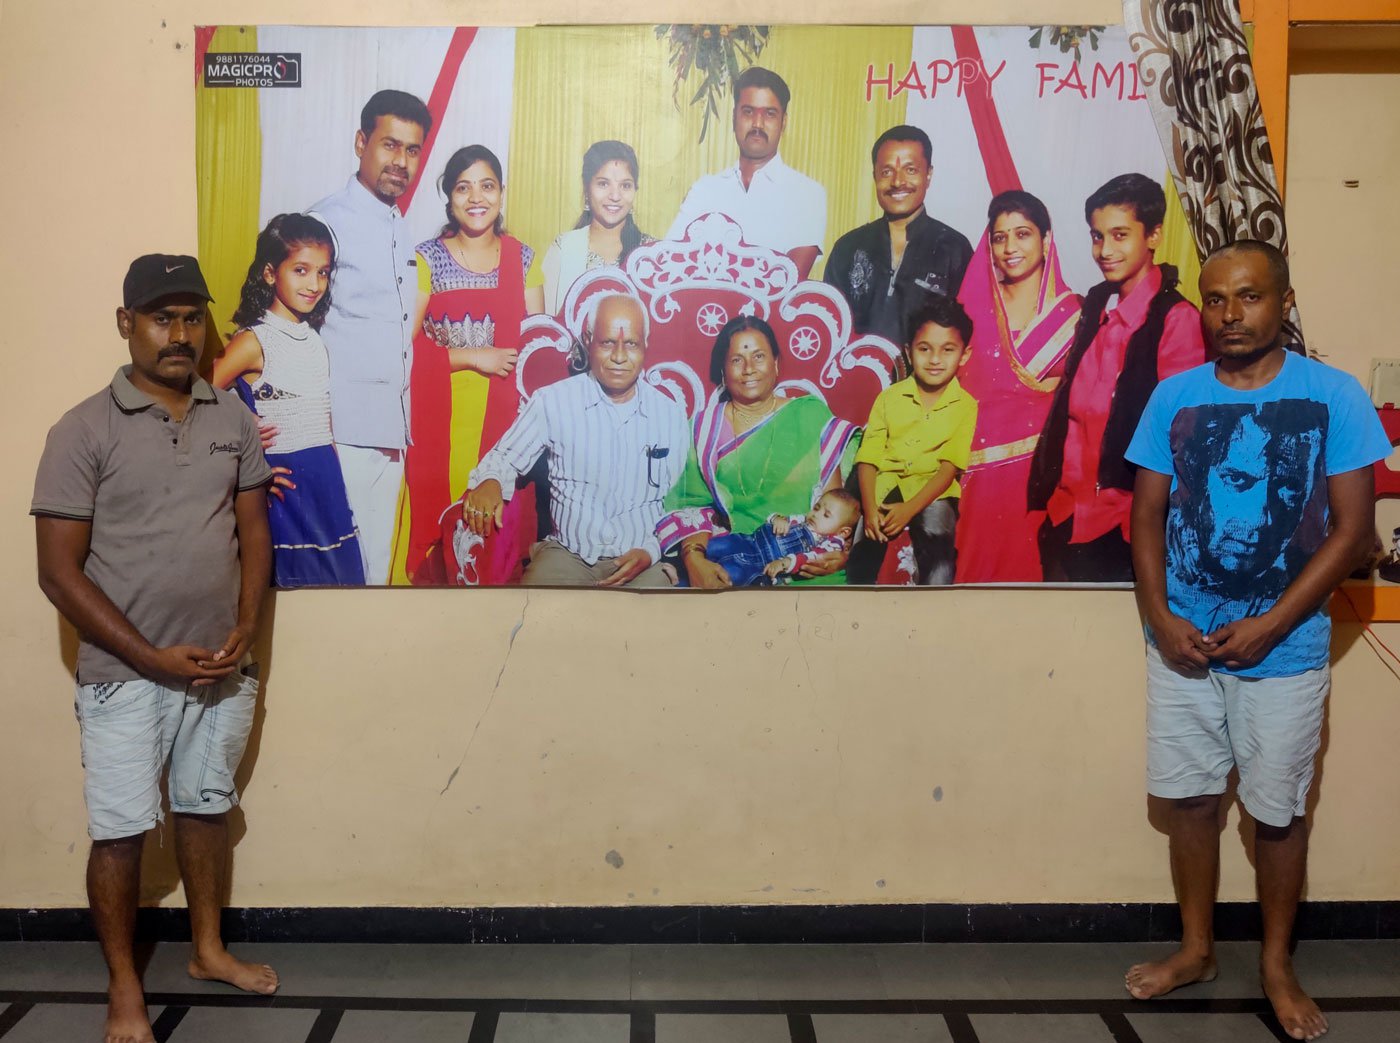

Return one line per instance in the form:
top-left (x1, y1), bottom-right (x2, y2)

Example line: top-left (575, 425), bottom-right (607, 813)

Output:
top-left (3, 902), bottom-right (1398, 944)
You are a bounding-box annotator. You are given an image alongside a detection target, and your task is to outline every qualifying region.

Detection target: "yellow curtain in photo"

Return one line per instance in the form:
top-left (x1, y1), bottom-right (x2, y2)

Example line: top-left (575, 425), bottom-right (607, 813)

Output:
top-left (1158, 170), bottom-right (1202, 307)
top-left (195, 25), bottom-right (263, 346)
top-left (749, 26), bottom-right (913, 279)
top-left (507, 24), bottom-right (912, 279)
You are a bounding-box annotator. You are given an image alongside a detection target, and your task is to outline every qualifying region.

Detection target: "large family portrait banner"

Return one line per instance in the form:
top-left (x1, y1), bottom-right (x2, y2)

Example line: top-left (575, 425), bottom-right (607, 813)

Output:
top-left (194, 23), bottom-right (1203, 591)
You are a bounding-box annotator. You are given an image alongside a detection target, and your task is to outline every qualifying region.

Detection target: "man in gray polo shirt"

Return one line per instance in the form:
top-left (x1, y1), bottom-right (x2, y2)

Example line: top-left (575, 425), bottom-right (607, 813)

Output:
top-left (309, 88), bottom-right (432, 584)
top-left (33, 255), bottom-right (277, 1043)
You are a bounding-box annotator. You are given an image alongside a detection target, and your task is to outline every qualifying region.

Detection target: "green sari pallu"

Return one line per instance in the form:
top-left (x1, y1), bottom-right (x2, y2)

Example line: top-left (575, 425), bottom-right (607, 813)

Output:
top-left (656, 394), bottom-right (861, 586)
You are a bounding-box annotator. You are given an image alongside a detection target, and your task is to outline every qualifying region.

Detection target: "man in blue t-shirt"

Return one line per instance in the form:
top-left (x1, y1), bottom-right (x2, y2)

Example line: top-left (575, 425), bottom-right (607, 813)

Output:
top-left (1122, 240), bottom-right (1390, 1041)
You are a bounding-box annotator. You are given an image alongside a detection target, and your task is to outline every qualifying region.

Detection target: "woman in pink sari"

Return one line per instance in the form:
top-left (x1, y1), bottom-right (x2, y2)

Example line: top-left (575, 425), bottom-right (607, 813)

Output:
top-left (955, 190), bottom-right (1082, 582)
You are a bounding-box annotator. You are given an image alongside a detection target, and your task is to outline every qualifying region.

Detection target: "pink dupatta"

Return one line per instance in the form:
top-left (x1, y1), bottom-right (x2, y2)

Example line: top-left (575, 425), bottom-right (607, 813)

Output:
top-left (957, 230), bottom-right (1080, 440)
top-left (952, 227), bottom-right (1082, 583)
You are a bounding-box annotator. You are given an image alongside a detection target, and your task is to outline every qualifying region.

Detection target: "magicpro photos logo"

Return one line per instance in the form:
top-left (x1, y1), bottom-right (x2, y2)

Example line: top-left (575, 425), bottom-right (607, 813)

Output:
top-left (204, 52), bottom-right (301, 88)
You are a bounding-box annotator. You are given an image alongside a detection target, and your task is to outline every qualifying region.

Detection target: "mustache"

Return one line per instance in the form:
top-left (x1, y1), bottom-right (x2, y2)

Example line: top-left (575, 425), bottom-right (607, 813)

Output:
top-left (159, 345), bottom-right (197, 360)
top-left (746, 130), bottom-right (768, 140)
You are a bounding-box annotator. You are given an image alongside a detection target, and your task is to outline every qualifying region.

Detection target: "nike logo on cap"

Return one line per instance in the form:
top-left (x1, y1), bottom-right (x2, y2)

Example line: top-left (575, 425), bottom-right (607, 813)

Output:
top-left (165, 264), bottom-right (184, 273)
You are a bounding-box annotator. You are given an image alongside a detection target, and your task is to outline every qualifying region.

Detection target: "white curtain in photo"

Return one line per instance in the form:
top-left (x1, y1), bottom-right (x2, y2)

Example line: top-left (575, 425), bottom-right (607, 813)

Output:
top-left (905, 25), bottom-right (1167, 295)
top-left (255, 26), bottom-right (517, 250)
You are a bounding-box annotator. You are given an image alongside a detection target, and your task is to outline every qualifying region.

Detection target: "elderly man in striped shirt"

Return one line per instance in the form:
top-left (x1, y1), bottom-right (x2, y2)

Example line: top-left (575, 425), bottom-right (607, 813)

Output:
top-left (462, 293), bottom-right (690, 587)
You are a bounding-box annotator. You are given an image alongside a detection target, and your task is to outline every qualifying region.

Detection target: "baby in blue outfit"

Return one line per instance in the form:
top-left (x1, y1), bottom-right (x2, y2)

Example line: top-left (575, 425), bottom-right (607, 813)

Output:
top-left (705, 489), bottom-right (860, 586)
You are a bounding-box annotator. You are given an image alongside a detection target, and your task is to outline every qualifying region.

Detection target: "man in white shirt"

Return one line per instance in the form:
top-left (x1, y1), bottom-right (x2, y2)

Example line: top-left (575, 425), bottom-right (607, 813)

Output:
top-left (308, 89), bottom-right (430, 584)
top-left (667, 67), bottom-right (827, 280)
top-left (462, 293), bottom-right (689, 587)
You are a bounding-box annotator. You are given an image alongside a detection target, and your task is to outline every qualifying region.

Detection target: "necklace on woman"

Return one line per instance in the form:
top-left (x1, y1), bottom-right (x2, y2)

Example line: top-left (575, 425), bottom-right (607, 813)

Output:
top-left (728, 397), bottom-right (779, 500)
top-left (448, 234), bottom-right (499, 274)
top-left (587, 227), bottom-right (624, 266)
top-left (729, 395), bottom-right (778, 433)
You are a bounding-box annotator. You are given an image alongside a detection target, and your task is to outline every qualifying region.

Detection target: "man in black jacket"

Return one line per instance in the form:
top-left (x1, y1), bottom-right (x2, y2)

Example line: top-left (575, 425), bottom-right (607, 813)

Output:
top-left (825, 125), bottom-right (973, 347)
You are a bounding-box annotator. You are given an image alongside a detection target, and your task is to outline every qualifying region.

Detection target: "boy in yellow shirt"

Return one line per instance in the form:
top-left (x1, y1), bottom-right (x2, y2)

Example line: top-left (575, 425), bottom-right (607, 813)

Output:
top-left (848, 296), bottom-right (979, 584)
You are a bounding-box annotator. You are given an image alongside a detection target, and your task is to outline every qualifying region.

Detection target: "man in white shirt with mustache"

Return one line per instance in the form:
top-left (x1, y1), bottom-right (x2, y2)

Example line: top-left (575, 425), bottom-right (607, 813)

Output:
top-left (667, 66), bottom-right (827, 281)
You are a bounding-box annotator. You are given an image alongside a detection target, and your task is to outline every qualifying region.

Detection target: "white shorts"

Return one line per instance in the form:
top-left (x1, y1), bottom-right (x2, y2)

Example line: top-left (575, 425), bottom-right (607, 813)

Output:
top-left (335, 443), bottom-right (404, 585)
top-left (74, 668), bottom-right (259, 841)
top-left (1145, 644), bottom-right (1329, 828)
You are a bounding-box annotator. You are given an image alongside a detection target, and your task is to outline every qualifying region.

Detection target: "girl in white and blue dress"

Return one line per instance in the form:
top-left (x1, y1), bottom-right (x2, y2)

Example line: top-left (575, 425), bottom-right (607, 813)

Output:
top-left (213, 213), bottom-right (365, 586)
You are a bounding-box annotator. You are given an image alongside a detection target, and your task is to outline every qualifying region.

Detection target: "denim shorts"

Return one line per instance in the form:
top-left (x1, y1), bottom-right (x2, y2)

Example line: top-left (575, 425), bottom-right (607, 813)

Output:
top-left (1144, 645), bottom-right (1328, 828)
top-left (74, 667), bottom-right (259, 841)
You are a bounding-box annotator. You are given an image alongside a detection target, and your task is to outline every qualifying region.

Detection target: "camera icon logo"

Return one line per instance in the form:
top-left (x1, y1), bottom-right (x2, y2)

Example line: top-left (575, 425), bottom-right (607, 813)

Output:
top-left (272, 55), bottom-right (301, 86)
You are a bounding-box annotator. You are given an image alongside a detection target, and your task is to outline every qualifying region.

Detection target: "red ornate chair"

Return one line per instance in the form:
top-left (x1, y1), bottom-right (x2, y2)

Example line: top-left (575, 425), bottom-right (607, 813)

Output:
top-left (1374, 406), bottom-right (1400, 499)
top-left (436, 213), bottom-right (902, 586)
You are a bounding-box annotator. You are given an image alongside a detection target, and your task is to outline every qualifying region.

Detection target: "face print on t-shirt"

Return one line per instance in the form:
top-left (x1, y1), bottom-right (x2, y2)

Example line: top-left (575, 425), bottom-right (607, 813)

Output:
top-left (1166, 399), bottom-right (1327, 610)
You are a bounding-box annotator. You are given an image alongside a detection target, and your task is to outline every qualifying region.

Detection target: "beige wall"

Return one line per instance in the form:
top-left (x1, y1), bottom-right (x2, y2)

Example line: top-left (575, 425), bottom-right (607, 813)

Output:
top-left (1287, 40), bottom-right (1400, 543)
top-left (2, 0), bottom-right (1398, 911)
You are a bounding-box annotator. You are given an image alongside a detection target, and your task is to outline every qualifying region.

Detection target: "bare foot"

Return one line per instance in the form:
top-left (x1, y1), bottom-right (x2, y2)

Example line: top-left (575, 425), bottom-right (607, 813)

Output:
top-left (1262, 957), bottom-right (1328, 1040)
top-left (188, 948), bottom-right (279, 995)
top-left (1124, 948), bottom-right (1218, 999)
top-left (105, 977), bottom-right (154, 1043)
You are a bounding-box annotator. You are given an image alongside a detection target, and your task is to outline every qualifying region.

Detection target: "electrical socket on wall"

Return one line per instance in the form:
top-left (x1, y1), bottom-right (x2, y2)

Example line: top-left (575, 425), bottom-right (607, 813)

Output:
top-left (1371, 359), bottom-right (1400, 409)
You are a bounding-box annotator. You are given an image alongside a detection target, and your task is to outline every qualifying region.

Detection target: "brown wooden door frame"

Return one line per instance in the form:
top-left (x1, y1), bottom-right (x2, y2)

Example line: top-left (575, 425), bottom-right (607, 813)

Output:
top-left (1241, 0), bottom-right (1400, 194)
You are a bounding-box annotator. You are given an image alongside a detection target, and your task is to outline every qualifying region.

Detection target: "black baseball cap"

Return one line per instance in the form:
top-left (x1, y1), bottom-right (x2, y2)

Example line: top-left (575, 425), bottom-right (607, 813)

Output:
top-left (122, 254), bottom-right (214, 310)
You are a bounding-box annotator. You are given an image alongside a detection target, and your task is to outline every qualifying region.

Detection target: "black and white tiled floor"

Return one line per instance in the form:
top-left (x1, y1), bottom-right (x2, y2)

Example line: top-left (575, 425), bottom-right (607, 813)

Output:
top-left (2, 941), bottom-right (1399, 1041)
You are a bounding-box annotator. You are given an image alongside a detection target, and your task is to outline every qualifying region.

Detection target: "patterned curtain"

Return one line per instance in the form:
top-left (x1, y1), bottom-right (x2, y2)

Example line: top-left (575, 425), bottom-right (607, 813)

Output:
top-left (1122, 0), bottom-right (1304, 350)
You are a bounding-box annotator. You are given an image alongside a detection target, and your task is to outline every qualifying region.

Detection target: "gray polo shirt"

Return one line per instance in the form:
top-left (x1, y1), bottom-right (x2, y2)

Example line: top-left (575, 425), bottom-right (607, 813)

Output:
top-left (31, 367), bottom-right (274, 683)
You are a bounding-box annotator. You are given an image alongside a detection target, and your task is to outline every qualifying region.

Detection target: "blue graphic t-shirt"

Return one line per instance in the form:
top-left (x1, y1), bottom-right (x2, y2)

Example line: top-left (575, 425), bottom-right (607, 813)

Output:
top-left (1126, 352), bottom-right (1391, 677)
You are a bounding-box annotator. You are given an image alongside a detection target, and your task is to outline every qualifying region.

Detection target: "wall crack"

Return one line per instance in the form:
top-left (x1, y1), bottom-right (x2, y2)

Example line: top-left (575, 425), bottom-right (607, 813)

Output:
top-left (440, 592), bottom-right (531, 796)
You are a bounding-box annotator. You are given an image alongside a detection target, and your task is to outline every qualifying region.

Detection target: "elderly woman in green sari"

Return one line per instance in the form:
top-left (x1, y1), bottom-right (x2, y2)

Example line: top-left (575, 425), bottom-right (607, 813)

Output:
top-left (655, 316), bottom-right (862, 587)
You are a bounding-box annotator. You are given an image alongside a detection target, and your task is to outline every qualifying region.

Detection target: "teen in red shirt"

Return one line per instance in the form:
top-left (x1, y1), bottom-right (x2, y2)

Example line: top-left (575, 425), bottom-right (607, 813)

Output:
top-left (1027, 173), bottom-right (1205, 582)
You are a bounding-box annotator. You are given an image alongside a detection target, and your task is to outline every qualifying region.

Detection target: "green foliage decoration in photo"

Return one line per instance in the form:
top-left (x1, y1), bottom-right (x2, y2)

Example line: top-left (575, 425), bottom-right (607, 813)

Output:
top-left (656, 24), bottom-right (771, 143)
top-left (1027, 25), bottom-right (1106, 63)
